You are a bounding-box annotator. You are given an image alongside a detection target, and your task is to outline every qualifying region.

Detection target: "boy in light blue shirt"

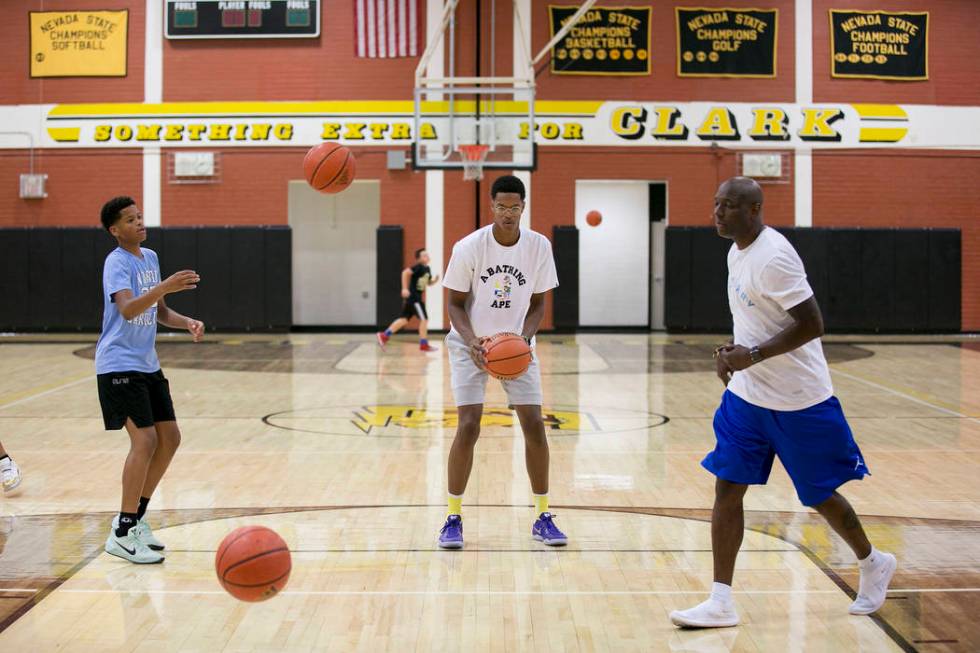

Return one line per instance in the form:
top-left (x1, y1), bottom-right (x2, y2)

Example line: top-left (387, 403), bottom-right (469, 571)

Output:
top-left (96, 196), bottom-right (204, 564)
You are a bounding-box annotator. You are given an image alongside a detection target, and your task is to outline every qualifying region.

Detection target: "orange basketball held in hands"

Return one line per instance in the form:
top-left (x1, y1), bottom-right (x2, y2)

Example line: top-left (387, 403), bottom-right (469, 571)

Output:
top-left (303, 142), bottom-right (356, 194)
top-left (216, 526), bottom-right (292, 602)
top-left (586, 210), bottom-right (602, 227)
top-left (483, 332), bottom-right (533, 380)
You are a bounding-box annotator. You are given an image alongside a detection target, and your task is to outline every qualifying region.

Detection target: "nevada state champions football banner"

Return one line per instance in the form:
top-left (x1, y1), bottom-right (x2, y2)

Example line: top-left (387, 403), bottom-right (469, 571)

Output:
top-left (549, 6), bottom-right (652, 76)
top-left (30, 10), bottom-right (128, 78)
top-left (676, 7), bottom-right (778, 77)
top-left (830, 10), bottom-right (928, 80)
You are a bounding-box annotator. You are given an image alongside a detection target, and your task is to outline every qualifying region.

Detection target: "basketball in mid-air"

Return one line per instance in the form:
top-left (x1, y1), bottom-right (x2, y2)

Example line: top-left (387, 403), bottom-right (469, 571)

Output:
top-left (215, 525), bottom-right (292, 602)
top-left (484, 332), bottom-right (533, 380)
top-left (586, 210), bottom-right (602, 227)
top-left (303, 142), bottom-right (356, 194)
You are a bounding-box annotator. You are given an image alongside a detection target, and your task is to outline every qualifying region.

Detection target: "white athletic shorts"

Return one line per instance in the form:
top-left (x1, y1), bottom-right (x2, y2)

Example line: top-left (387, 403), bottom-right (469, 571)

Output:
top-left (446, 332), bottom-right (542, 407)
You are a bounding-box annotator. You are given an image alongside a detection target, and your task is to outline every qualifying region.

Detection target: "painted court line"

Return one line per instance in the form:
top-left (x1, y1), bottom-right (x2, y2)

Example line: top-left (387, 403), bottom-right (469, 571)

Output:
top-left (831, 368), bottom-right (980, 425)
top-left (5, 588), bottom-right (977, 596)
top-left (0, 376), bottom-right (90, 411)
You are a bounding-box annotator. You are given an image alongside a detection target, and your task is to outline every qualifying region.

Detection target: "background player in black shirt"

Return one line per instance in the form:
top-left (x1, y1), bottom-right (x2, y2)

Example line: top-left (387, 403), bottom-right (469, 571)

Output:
top-left (377, 248), bottom-right (440, 352)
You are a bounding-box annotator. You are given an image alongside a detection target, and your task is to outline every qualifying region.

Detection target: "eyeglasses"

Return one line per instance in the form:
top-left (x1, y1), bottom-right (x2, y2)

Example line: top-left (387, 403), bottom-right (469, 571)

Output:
top-left (493, 204), bottom-right (523, 214)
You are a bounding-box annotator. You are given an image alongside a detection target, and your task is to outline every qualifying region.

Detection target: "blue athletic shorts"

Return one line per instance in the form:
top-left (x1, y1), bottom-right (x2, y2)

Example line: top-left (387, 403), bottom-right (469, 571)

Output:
top-left (702, 390), bottom-right (869, 506)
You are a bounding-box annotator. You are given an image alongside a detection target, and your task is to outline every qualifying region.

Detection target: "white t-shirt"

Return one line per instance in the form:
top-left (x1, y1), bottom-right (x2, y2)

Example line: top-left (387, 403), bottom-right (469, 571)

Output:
top-left (443, 225), bottom-right (559, 339)
top-left (726, 227), bottom-right (834, 411)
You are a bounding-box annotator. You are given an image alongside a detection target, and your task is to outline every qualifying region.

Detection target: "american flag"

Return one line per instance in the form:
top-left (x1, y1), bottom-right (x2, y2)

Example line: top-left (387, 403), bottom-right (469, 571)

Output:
top-left (355, 0), bottom-right (419, 58)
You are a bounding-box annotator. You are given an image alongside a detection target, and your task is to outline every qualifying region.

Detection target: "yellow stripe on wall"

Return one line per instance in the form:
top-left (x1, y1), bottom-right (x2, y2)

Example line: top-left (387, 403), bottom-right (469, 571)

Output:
top-left (852, 104), bottom-right (908, 120)
top-left (48, 100), bottom-right (606, 119)
top-left (859, 127), bottom-right (908, 143)
top-left (47, 127), bottom-right (80, 142)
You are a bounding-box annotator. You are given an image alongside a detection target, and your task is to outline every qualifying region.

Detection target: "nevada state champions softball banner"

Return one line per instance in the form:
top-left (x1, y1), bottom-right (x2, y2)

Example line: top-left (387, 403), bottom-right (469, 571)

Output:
top-left (549, 6), bottom-right (652, 76)
top-left (30, 10), bottom-right (129, 78)
top-left (676, 7), bottom-right (777, 77)
top-left (830, 10), bottom-right (928, 80)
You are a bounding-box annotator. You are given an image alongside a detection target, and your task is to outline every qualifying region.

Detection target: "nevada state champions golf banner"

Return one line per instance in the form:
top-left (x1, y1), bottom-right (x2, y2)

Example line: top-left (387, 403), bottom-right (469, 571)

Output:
top-left (676, 7), bottom-right (777, 77)
top-left (30, 10), bottom-right (129, 78)
top-left (830, 10), bottom-right (928, 80)
top-left (549, 6), bottom-right (652, 76)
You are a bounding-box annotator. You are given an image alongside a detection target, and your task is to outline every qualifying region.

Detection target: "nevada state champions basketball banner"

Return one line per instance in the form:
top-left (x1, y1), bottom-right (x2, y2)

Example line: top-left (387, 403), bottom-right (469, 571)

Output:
top-left (549, 6), bottom-right (652, 76)
top-left (676, 7), bottom-right (777, 77)
top-left (830, 10), bottom-right (928, 80)
top-left (29, 10), bottom-right (128, 78)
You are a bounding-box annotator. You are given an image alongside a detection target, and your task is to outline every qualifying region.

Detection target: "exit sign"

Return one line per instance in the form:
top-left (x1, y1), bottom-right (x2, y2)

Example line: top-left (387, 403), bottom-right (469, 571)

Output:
top-left (165, 1), bottom-right (320, 39)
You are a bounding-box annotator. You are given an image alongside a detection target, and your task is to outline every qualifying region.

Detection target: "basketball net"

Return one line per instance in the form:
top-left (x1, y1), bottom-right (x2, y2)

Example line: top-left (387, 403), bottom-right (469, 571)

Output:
top-left (458, 144), bottom-right (490, 181)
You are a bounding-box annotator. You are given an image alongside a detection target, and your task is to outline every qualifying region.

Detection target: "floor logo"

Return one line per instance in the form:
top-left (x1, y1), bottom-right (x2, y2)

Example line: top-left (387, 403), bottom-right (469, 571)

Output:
top-left (351, 406), bottom-right (599, 434)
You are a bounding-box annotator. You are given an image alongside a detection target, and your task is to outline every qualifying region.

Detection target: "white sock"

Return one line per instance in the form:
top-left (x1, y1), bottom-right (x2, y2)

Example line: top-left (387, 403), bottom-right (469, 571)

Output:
top-left (859, 546), bottom-right (880, 570)
top-left (710, 582), bottom-right (733, 606)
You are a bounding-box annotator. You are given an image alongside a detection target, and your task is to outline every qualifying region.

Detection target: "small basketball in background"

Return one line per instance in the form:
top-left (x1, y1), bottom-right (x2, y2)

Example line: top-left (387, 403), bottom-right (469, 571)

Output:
top-left (216, 526), bottom-right (291, 602)
top-left (484, 332), bottom-right (533, 380)
top-left (586, 210), bottom-right (602, 227)
top-left (303, 143), bottom-right (356, 194)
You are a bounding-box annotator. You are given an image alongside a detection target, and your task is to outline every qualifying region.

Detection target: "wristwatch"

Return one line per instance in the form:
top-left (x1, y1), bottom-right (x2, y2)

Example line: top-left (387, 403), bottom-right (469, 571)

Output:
top-left (749, 346), bottom-right (764, 365)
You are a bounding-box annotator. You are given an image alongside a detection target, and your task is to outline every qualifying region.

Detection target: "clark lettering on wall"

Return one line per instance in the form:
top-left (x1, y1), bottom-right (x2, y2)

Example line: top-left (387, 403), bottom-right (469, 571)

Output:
top-left (8, 100), bottom-right (975, 151)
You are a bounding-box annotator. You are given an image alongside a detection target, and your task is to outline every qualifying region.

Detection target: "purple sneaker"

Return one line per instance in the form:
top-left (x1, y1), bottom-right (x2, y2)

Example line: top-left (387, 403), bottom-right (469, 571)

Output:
top-left (532, 512), bottom-right (568, 546)
top-left (438, 515), bottom-right (464, 549)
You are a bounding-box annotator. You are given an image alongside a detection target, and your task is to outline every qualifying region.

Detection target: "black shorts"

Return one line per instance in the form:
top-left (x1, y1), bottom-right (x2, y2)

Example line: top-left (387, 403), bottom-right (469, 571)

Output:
top-left (400, 298), bottom-right (428, 321)
top-left (97, 370), bottom-right (176, 430)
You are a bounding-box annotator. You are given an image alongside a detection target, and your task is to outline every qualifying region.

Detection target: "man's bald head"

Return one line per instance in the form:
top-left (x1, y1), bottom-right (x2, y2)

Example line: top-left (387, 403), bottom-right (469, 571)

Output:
top-left (721, 176), bottom-right (763, 207)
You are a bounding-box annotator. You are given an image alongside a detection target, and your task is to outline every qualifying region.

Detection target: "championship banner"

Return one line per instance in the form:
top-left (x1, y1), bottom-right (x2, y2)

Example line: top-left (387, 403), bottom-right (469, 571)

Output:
top-left (30, 10), bottom-right (128, 78)
top-left (549, 6), bottom-right (651, 76)
top-left (676, 7), bottom-right (777, 78)
top-left (830, 10), bottom-right (928, 80)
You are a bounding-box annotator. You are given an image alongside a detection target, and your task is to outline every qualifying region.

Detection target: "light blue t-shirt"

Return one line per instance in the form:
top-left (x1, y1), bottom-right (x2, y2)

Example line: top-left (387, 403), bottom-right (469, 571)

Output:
top-left (95, 247), bottom-right (162, 374)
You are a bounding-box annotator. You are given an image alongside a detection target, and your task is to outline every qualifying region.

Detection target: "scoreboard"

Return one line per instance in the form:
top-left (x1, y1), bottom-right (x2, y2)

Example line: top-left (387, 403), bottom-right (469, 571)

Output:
top-left (165, 1), bottom-right (320, 39)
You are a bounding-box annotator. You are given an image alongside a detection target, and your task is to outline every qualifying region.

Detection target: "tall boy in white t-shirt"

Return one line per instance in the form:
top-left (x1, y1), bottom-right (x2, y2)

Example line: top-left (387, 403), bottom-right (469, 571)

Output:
top-left (670, 177), bottom-right (896, 628)
top-left (437, 175), bottom-right (565, 549)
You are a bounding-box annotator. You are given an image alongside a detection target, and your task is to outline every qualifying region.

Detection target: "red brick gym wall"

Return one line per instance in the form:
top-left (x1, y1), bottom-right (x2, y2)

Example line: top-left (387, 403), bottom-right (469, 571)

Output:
top-left (163, 1), bottom-right (427, 101)
top-left (0, 150), bottom-right (142, 227)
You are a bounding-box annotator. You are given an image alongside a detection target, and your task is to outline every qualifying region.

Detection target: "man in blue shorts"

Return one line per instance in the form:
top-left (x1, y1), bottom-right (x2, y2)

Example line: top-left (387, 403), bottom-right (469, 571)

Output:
top-left (670, 177), bottom-right (896, 628)
top-left (96, 196), bottom-right (204, 564)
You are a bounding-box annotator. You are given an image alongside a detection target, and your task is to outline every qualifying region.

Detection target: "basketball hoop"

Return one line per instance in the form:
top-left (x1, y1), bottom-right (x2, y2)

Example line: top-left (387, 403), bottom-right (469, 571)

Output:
top-left (458, 144), bottom-right (489, 181)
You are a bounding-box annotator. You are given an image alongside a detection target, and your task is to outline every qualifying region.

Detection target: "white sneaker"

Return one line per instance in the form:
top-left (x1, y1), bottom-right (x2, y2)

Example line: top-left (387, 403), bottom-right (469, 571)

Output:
top-left (136, 518), bottom-right (165, 551)
top-left (113, 514), bottom-right (165, 551)
top-left (105, 524), bottom-right (164, 564)
top-left (670, 598), bottom-right (740, 628)
top-left (849, 551), bottom-right (897, 615)
top-left (0, 457), bottom-right (22, 493)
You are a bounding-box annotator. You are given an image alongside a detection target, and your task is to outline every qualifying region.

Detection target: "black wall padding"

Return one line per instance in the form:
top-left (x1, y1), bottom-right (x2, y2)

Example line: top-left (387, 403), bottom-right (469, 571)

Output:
top-left (666, 226), bottom-right (961, 333)
top-left (928, 230), bottom-right (961, 331)
top-left (263, 227), bottom-right (293, 329)
top-left (552, 226), bottom-right (579, 331)
top-left (376, 225), bottom-right (404, 329)
top-left (160, 228), bottom-right (200, 323)
top-left (0, 230), bottom-right (31, 329)
top-left (664, 228), bottom-right (692, 330)
top-left (0, 227), bottom-right (292, 331)
top-left (892, 231), bottom-right (929, 332)
top-left (826, 230), bottom-right (863, 330)
top-left (664, 227), bottom-right (732, 332)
